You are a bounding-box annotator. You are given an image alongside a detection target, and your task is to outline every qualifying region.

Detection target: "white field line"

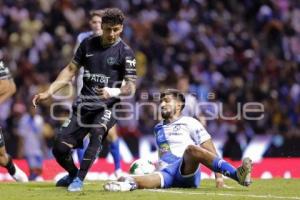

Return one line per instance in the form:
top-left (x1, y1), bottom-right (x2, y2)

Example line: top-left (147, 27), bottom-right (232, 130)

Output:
top-left (147, 189), bottom-right (300, 200)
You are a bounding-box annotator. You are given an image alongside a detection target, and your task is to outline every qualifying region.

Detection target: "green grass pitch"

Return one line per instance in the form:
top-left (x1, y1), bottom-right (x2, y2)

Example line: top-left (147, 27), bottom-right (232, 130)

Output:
top-left (0, 179), bottom-right (299, 200)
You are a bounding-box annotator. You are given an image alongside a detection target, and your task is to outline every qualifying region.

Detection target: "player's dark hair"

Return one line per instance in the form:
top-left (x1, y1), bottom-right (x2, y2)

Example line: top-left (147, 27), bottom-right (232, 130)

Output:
top-left (89, 9), bottom-right (104, 19)
top-left (160, 89), bottom-right (185, 111)
top-left (102, 8), bottom-right (125, 25)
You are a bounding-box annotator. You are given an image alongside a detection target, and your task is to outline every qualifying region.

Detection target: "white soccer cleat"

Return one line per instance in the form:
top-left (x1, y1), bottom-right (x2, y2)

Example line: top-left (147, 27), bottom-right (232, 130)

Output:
top-left (103, 181), bottom-right (137, 192)
top-left (237, 157), bottom-right (252, 186)
top-left (12, 164), bottom-right (28, 182)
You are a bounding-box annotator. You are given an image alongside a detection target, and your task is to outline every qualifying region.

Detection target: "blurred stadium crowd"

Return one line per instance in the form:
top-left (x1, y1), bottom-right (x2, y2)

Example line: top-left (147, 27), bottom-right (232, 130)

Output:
top-left (0, 0), bottom-right (300, 162)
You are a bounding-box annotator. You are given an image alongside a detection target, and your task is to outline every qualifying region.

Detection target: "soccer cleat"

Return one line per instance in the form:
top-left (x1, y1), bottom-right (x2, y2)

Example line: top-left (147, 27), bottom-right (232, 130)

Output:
top-left (103, 181), bottom-right (137, 192)
top-left (237, 157), bottom-right (252, 186)
top-left (68, 177), bottom-right (83, 192)
top-left (12, 165), bottom-right (28, 182)
top-left (56, 175), bottom-right (74, 187)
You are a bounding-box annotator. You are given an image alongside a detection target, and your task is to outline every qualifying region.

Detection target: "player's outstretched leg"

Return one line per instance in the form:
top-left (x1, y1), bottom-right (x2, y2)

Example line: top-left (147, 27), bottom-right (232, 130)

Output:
top-left (182, 145), bottom-right (252, 186)
top-left (68, 127), bottom-right (105, 192)
top-left (212, 156), bottom-right (252, 186)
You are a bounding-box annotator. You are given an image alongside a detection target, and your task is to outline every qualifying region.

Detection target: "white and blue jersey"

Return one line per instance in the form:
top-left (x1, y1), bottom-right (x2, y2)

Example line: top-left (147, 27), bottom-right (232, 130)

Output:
top-left (154, 116), bottom-right (211, 188)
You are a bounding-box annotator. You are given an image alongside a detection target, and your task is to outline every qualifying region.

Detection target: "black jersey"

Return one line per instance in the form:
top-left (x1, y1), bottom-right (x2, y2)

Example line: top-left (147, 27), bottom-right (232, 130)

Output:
top-left (72, 36), bottom-right (136, 110)
top-left (0, 60), bottom-right (12, 80)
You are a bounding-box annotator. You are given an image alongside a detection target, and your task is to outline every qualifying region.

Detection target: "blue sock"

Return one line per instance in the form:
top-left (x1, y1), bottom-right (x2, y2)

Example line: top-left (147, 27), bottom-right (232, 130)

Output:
top-left (77, 137), bottom-right (89, 163)
top-left (110, 139), bottom-right (121, 171)
top-left (77, 149), bottom-right (84, 163)
top-left (212, 158), bottom-right (238, 181)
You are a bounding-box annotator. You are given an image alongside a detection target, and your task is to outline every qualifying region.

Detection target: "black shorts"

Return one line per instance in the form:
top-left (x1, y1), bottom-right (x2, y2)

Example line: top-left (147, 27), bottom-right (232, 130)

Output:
top-left (56, 106), bottom-right (116, 149)
top-left (0, 127), bottom-right (5, 147)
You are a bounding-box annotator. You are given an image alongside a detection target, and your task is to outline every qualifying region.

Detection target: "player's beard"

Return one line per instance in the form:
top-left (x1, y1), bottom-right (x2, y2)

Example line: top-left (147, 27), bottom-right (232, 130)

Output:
top-left (161, 110), bottom-right (171, 119)
top-left (161, 108), bottom-right (175, 120)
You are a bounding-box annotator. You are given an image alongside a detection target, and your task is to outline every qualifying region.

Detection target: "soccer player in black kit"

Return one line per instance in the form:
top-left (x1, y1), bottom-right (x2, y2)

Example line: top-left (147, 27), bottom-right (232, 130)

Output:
top-left (33, 8), bottom-right (137, 192)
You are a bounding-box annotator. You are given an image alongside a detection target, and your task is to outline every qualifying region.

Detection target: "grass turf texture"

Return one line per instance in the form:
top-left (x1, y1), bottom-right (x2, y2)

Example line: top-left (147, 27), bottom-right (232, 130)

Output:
top-left (0, 179), bottom-right (300, 200)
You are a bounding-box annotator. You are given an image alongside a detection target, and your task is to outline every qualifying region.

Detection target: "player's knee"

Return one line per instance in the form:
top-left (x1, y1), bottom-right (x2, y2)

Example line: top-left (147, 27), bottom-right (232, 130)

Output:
top-left (185, 145), bottom-right (200, 157)
top-left (107, 126), bottom-right (118, 142)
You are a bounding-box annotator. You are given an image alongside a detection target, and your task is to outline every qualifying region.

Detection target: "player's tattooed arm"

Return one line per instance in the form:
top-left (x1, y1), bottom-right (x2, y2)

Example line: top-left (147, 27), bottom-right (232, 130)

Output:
top-left (97, 76), bottom-right (136, 99)
top-left (120, 76), bottom-right (136, 96)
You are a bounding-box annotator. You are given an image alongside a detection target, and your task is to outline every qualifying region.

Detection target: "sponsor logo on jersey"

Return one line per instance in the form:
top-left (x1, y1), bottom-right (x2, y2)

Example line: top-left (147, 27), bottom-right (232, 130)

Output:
top-left (170, 124), bottom-right (182, 135)
top-left (173, 125), bottom-right (181, 132)
top-left (156, 130), bottom-right (166, 144)
top-left (83, 70), bottom-right (110, 83)
top-left (125, 58), bottom-right (136, 67)
top-left (86, 53), bottom-right (94, 57)
top-left (159, 143), bottom-right (171, 155)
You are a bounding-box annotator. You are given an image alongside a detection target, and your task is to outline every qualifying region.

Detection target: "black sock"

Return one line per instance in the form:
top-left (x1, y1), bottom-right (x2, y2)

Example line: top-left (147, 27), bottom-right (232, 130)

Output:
top-left (78, 131), bottom-right (104, 181)
top-left (63, 153), bottom-right (78, 178)
top-left (77, 144), bottom-right (102, 181)
top-left (5, 156), bottom-right (16, 176)
top-left (52, 143), bottom-right (78, 178)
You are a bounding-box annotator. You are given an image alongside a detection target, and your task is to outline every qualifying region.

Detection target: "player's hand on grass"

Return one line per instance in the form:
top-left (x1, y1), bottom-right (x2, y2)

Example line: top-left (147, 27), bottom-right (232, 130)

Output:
top-left (215, 177), bottom-right (225, 188)
top-left (32, 91), bottom-right (51, 107)
top-left (215, 178), bottom-right (233, 189)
